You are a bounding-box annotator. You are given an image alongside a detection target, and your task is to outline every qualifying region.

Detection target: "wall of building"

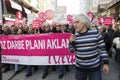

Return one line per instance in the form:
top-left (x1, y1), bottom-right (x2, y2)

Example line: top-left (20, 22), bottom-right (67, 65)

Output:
top-left (0, 0), bottom-right (3, 25)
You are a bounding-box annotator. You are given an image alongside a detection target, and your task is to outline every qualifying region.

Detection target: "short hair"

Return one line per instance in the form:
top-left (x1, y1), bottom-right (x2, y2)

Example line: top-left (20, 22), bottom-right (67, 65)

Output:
top-left (73, 14), bottom-right (91, 29)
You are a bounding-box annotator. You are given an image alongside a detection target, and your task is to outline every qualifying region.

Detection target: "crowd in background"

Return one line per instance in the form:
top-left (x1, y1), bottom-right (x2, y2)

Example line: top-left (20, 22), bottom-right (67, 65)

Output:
top-left (0, 17), bottom-right (120, 79)
top-left (0, 21), bottom-right (74, 79)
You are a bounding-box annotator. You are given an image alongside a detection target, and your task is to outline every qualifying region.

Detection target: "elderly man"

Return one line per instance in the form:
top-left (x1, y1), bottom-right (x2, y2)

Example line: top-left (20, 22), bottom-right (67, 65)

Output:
top-left (68, 14), bottom-right (110, 80)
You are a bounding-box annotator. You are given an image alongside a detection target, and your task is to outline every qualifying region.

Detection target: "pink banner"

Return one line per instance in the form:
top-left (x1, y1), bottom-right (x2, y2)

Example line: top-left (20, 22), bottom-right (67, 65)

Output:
top-left (0, 33), bottom-right (73, 56)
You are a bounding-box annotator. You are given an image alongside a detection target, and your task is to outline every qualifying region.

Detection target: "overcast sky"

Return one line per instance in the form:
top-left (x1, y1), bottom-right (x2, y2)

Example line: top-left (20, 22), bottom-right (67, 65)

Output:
top-left (57, 0), bottom-right (80, 15)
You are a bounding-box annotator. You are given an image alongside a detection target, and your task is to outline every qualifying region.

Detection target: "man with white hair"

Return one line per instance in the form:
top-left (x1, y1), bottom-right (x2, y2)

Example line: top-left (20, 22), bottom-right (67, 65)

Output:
top-left (68, 14), bottom-right (110, 80)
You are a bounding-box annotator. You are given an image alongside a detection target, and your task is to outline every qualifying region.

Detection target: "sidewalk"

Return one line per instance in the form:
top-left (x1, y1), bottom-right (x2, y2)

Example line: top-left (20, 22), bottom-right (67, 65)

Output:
top-left (2, 58), bottom-right (120, 80)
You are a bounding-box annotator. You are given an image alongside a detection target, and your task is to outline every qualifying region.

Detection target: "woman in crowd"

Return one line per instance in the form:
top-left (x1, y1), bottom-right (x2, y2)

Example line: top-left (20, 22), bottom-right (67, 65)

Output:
top-left (41, 22), bottom-right (56, 79)
top-left (55, 22), bottom-right (70, 79)
top-left (112, 22), bottom-right (120, 63)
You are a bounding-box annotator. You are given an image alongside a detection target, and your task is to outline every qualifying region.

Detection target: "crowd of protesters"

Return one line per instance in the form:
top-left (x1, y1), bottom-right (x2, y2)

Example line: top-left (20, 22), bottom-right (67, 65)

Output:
top-left (96, 22), bottom-right (120, 63)
top-left (0, 13), bottom-right (120, 80)
top-left (0, 21), bottom-right (74, 79)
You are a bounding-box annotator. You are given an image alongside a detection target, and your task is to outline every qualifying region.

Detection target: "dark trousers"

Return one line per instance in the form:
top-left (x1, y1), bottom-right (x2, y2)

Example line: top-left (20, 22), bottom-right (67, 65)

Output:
top-left (75, 67), bottom-right (102, 80)
top-left (26, 65), bottom-right (32, 75)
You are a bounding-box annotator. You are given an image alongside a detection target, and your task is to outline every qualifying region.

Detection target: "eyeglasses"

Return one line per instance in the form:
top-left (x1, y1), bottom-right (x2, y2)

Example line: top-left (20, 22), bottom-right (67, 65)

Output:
top-left (56, 25), bottom-right (66, 26)
top-left (44, 26), bottom-right (49, 27)
top-left (56, 25), bottom-right (61, 26)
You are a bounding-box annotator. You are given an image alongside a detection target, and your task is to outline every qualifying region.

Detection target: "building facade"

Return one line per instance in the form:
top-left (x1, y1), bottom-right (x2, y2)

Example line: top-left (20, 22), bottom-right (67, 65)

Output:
top-left (79, 0), bottom-right (90, 14)
top-left (107, 0), bottom-right (120, 19)
top-left (90, 0), bottom-right (112, 16)
top-left (1, 0), bottom-right (41, 26)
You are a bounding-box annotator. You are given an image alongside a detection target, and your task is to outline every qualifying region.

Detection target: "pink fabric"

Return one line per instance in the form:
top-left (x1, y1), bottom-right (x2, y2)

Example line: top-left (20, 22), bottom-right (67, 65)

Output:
top-left (0, 33), bottom-right (74, 56)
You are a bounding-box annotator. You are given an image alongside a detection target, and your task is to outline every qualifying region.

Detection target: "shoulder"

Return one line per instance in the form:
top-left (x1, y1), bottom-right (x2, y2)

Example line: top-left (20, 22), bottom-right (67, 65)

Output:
top-left (88, 28), bottom-right (99, 34)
